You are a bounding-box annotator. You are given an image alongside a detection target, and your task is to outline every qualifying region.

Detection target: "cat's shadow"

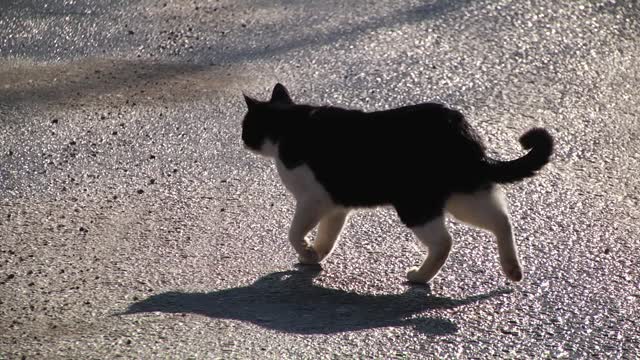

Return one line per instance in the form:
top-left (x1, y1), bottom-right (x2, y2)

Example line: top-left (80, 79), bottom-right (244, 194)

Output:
top-left (122, 266), bottom-right (510, 335)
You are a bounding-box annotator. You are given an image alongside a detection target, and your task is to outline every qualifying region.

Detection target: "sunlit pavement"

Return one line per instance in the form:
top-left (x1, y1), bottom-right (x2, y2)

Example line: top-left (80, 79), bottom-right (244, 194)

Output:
top-left (1, 1), bottom-right (638, 358)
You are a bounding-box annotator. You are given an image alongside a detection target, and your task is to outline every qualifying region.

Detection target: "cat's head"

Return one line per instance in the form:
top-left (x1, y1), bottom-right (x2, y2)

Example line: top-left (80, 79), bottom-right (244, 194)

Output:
top-left (241, 83), bottom-right (294, 157)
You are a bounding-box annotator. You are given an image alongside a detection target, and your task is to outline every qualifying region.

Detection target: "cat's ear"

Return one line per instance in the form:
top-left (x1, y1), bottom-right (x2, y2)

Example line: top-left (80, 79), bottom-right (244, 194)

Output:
top-left (270, 83), bottom-right (293, 104)
top-left (243, 93), bottom-right (259, 109)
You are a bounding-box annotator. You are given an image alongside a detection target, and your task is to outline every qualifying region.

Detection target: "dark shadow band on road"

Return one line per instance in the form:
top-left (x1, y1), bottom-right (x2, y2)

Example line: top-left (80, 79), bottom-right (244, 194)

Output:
top-left (1, 0), bottom-right (475, 64)
top-left (121, 267), bottom-right (511, 335)
top-left (0, 59), bottom-right (250, 110)
top-left (0, 1), bottom-right (476, 109)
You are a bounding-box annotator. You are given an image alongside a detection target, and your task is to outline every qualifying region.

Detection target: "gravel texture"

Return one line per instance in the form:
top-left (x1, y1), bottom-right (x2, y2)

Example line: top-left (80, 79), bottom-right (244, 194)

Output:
top-left (0, 0), bottom-right (638, 358)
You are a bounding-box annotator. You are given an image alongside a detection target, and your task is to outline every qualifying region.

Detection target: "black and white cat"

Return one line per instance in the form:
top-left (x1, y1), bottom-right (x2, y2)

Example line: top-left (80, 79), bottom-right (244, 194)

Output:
top-left (241, 83), bottom-right (553, 284)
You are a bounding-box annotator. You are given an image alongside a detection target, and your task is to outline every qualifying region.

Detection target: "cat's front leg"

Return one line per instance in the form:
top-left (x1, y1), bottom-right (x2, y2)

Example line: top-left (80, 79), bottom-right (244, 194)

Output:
top-left (313, 210), bottom-right (349, 261)
top-left (288, 200), bottom-right (328, 264)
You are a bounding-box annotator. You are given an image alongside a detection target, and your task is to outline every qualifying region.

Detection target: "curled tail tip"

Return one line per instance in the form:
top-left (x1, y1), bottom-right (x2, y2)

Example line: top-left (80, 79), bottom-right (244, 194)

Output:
top-left (487, 128), bottom-right (554, 184)
top-left (519, 127), bottom-right (554, 152)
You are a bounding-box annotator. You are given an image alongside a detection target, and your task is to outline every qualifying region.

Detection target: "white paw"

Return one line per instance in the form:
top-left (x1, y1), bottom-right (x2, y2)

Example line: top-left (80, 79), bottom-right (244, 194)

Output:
top-left (504, 264), bottom-right (523, 282)
top-left (406, 266), bottom-right (427, 284)
top-left (297, 246), bottom-right (321, 264)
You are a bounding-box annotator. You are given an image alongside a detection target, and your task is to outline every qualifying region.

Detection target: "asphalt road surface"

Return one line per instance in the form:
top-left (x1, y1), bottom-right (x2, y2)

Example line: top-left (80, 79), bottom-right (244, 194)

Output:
top-left (1, 0), bottom-right (639, 358)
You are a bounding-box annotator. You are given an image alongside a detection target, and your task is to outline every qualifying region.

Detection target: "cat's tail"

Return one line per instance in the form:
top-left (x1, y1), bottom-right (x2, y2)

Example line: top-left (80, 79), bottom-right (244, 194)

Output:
top-left (484, 128), bottom-right (554, 184)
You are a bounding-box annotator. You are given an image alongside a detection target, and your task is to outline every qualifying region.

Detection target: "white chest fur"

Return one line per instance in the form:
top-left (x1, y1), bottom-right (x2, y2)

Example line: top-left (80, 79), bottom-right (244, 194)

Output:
top-left (275, 160), bottom-right (332, 203)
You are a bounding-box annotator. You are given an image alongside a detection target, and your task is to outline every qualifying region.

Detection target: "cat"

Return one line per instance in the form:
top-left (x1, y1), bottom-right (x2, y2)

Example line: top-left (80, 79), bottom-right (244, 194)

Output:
top-left (241, 83), bottom-right (553, 284)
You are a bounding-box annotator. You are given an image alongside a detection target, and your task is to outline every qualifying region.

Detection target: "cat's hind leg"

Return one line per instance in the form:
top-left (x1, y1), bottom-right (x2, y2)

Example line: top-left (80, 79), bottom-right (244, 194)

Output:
top-left (313, 210), bottom-right (349, 262)
top-left (405, 216), bottom-right (453, 284)
top-left (445, 187), bottom-right (522, 282)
